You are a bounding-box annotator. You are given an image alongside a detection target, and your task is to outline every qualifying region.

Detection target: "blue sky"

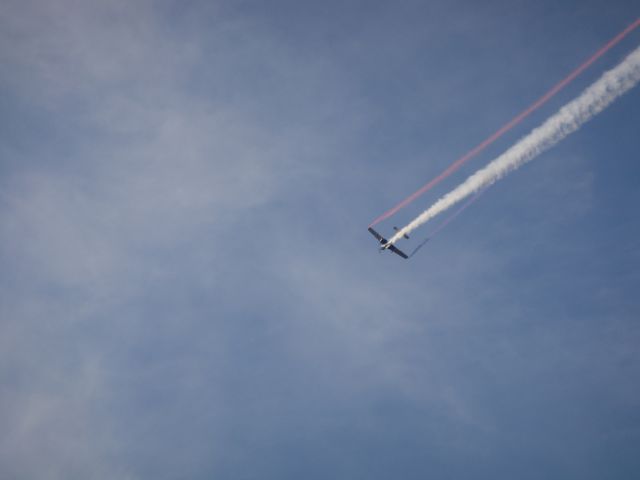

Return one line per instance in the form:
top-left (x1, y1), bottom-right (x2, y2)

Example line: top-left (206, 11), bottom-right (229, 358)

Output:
top-left (1, 1), bottom-right (639, 478)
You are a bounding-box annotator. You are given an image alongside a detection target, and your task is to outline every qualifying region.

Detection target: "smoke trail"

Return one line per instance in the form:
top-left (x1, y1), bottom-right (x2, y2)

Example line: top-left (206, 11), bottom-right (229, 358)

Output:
top-left (428, 188), bottom-right (487, 239)
top-left (389, 45), bottom-right (640, 245)
top-left (369, 18), bottom-right (640, 228)
top-left (408, 188), bottom-right (487, 257)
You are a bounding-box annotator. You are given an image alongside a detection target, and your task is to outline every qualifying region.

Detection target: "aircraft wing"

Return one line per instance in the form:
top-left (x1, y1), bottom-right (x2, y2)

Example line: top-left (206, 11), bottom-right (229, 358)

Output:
top-left (367, 227), bottom-right (385, 243)
top-left (388, 244), bottom-right (409, 259)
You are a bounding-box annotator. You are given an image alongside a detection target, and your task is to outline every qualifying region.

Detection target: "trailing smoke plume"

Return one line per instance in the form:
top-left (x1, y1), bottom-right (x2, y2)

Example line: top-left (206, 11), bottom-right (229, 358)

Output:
top-left (389, 45), bottom-right (640, 245)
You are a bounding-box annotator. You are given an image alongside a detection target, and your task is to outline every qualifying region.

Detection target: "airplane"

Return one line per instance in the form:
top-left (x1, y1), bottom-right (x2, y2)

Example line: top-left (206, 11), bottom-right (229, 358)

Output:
top-left (368, 227), bottom-right (409, 259)
top-left (393, 226), bottom-right (410, 239)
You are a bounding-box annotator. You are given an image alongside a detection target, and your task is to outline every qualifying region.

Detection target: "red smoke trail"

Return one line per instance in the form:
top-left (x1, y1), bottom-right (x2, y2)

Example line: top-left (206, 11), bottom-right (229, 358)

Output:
top-left (370, 18), bottom-right (640, 227)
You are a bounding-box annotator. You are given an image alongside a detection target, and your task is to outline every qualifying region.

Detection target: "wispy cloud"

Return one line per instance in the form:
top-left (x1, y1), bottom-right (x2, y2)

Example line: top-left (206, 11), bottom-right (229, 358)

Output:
top-left (2, 2), bottom-right (640, 479)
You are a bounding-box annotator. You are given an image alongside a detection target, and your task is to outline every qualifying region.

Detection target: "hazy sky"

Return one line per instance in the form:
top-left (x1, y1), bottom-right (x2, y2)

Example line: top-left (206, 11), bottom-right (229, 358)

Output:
top-left (1, 1), bottom-right (639, 478)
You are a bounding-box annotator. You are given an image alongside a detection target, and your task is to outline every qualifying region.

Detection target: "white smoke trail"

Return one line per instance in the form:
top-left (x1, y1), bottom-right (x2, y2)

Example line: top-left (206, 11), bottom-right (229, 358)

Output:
top-left (389, 45), bottom-right (640, 245)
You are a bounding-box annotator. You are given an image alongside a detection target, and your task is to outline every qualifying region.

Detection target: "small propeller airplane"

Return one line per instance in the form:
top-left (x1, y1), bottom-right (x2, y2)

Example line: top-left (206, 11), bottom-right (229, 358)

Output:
top-left (367, 227), bottom-right (410, 259)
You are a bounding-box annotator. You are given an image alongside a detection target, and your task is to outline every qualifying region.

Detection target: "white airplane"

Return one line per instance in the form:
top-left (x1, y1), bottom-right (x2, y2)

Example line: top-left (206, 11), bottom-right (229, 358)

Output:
top-left (368, 227), bottom-right (409, 259)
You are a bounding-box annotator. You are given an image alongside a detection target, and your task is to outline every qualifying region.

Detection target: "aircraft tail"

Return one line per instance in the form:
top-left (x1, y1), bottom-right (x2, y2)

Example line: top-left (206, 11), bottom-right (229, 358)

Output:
top-left (393, 226), bottom-right (410, 240)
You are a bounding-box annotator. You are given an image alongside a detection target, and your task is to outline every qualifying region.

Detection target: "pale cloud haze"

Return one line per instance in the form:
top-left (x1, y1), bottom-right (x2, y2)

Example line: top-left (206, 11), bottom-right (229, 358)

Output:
top-left (1, 1), bottom-right (639, 479)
